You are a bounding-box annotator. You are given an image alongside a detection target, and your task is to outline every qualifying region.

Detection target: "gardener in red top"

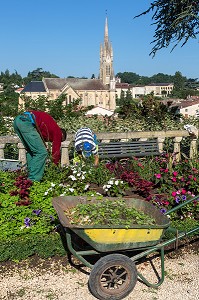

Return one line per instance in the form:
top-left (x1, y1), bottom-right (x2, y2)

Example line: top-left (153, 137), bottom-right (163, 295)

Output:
top-left (13, 110), bottom-right (66, 182)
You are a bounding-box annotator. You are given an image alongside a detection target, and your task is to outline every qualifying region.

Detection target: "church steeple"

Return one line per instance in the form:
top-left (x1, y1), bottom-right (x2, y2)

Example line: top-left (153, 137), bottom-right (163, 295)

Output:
top-left (99, 16), bottom-right (114, 87)
top-left (104, 16), bottom-right (108, 43)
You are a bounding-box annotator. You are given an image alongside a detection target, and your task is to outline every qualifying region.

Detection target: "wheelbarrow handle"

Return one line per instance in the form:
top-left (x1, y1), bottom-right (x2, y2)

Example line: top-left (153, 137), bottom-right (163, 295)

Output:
top-left (164, 194), bottom-right (199, 216)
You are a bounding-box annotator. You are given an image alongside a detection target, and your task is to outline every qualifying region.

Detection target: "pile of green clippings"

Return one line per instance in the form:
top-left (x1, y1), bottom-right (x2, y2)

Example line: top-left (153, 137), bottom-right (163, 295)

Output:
top-left (65, 199), bottom-right (156, 227)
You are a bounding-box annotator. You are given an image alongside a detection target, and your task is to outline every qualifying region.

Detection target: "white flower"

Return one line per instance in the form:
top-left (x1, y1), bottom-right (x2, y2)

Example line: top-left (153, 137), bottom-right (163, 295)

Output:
top-left (44, 191), bottom-right (48, 196)
top-left (108, 180), bottom-right (114, 185)
top-left (73, 170), bottom-right (77, 174)
top-left (81, 175), bottom-right (85, 180)
top-left (77, 173), bottom-right (81, 177)
top-left (51, 183), bottom-right (56, 187)
top-left (107, 185), bottom-right (111, 189)
top-left (84, 184), bottom-right (90, 191)
top-left (115, 180), bottom-right (119, 185)
top-left (69, 175), bottom-right (77, 181)
top-left (96, 192), bottom-right (102, 195)
top-left (82, 216), bottom-right (90, 222)
top-left (60, 193), bottom-right (66, 196)
top-left (69, 188), bottom-right (74, 192)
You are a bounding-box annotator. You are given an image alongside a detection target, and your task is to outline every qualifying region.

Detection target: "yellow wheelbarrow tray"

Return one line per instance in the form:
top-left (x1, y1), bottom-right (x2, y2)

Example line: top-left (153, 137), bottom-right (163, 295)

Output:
top-left (52, 195), bottom-right (199, 300)
top-left (52, 196), bottom-right (170, 252)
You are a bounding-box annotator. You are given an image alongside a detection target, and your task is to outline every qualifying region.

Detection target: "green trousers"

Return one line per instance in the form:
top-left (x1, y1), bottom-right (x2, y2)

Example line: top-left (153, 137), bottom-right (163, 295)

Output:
top-left (13, 115), bottom-right (48, 181)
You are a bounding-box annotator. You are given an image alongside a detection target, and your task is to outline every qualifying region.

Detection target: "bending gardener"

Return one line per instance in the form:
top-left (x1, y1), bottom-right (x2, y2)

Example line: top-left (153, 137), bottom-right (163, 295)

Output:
top-left (74, 127), bottom-right (99, 167)
top-left (13, 110), bottom-right (66, 182)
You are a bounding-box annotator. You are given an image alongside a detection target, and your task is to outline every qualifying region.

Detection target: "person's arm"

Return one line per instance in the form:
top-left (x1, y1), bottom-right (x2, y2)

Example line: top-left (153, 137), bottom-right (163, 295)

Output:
top-left (94, 154), bottom-right (99, 167)
top-left (52, 130), bottom-right (62, 164)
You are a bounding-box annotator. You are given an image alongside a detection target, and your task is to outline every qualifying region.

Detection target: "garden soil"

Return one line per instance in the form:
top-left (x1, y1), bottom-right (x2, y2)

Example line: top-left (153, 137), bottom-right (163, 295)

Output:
top-left (0, 237), bottom-right (198, 300)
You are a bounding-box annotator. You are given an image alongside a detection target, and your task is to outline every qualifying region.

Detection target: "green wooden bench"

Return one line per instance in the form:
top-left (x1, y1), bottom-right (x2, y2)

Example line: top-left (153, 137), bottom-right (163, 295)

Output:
top-left (98, 139), bottom-right (161, 159)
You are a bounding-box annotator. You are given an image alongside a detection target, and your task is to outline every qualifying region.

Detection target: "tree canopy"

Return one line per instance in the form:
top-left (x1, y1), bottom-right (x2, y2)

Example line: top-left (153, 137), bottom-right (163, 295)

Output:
top-left (135, 0), bottom-right (199, 56)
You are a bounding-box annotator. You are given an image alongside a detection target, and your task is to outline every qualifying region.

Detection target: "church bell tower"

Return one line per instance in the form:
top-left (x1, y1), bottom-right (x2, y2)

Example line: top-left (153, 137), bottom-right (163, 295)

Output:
top-left (99, 16), bottom-right (114, 87)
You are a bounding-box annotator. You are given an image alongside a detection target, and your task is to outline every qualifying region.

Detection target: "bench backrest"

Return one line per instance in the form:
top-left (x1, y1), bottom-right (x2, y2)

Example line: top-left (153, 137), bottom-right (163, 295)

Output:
top-left (98, 140), bottom-right (160, 158)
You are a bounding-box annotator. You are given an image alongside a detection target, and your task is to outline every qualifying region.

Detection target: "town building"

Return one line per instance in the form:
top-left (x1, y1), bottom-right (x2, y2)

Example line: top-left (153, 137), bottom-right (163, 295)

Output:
top-left (19, 17), bottom-right (116, 111)
top-left (19, 16), bottom-right (174, 111)
top-left (171, 96), bottom-right (199, 118)
top-left (115, 81), bottom-right (174, 99)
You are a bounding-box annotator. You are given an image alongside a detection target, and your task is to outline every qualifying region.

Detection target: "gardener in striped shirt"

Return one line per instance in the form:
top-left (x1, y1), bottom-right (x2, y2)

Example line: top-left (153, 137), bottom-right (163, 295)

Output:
top-left (74, 127), bottom-right (99, 167)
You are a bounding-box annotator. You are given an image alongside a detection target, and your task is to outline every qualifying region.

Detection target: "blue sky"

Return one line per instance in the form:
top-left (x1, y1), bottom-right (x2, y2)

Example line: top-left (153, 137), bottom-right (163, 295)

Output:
top-left (1, 0), bottom-right (198, 79)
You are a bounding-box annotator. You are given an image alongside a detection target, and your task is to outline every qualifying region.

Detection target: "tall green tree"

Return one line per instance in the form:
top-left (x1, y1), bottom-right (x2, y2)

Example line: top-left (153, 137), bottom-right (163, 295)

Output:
top-left (0, 69), bottom-right (23, 91)
top-left (135, 0), bottom-right (199, 56)
top-left (0, 92), bottom-right (19, 117)
top-left (173, 71), bottom-right (186, 90)
top-left (23, 68), bottom-right (59, 84)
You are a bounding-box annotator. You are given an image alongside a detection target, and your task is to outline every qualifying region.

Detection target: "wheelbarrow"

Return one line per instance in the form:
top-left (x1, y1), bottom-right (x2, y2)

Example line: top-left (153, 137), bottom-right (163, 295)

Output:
top-left (52, 195), bottom-right (199, 300)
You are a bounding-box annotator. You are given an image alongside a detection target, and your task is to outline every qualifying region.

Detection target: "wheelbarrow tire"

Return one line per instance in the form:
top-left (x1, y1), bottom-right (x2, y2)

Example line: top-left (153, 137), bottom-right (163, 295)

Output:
top-left (88, 253), bottom-right (137, 300)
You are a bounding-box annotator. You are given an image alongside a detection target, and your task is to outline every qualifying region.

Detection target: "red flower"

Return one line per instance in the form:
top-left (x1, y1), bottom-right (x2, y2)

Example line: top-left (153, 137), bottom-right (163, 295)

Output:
top-left (173, 171), bottom-right (178, 177)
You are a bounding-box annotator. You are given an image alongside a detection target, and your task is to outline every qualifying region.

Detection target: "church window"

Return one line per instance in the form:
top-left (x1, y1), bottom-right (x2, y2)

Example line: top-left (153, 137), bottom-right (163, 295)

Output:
top-left (106, 66), bottom-right (110, 75)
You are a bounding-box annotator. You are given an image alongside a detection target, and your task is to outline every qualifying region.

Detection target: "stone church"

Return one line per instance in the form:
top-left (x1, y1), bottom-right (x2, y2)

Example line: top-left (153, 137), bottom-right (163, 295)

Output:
top-left (19, 17), bottom-right (116, 111)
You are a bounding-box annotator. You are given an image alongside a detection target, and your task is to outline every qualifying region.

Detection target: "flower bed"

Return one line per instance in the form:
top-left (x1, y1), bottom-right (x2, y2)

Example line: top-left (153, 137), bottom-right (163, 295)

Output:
top-left (0, 155), bottom-right (199, 261)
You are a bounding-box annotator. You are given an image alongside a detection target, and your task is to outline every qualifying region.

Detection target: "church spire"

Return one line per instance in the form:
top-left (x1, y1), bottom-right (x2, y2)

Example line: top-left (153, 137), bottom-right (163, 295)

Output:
top-left (99, 15), bottom-right (114, 87)
top-left (104, 16), bottom-right (108, 43)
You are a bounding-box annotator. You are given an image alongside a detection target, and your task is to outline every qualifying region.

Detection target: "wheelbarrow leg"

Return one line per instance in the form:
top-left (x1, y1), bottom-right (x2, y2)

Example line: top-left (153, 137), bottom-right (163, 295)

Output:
top-left (135, 247), bottom-right (165, 288)
top-left (65, 229), bottom-right (97, 269)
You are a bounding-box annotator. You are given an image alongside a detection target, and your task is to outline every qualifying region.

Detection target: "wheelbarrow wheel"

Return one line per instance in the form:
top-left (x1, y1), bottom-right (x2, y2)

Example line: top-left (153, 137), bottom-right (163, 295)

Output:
top-left (88, 253), bottom-right (137, 300)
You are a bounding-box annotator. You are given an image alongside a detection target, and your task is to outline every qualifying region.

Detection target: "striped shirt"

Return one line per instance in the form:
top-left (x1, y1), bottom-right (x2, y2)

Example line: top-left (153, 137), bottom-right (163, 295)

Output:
top-left (75, 128), bottom-right (98, 155)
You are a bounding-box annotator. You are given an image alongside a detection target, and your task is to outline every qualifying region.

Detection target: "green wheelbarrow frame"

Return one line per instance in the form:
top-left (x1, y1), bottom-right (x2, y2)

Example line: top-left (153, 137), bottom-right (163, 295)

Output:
top-left (52, 195), bottom-right (199, 291)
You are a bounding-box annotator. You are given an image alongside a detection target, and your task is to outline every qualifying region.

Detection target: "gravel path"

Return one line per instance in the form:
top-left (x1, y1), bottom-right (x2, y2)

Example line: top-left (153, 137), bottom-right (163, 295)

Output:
top-left (0, 242), bottom-right (198, 300)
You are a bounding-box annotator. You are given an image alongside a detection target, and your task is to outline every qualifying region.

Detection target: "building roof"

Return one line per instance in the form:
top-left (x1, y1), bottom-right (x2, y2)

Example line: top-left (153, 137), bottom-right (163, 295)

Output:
top-left (171, 99), bottom-right (199, 109)
top-left (85, 106), bottom-right (114, 116)
top-left (147, 83), bottom-right (173, 86)
top-left (43, 78), bottom-right (109, 91)
top-left (21, 81), bottom-right (46, 93)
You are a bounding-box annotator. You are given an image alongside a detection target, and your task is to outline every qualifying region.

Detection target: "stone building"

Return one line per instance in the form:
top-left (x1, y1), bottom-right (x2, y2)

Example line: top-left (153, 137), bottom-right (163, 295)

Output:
top-left (115, 81), bottom-right (174, 99)
top-left (19, 17), bottom-right (116, 111)
top-left (19, 16), bottom-right (174, 110)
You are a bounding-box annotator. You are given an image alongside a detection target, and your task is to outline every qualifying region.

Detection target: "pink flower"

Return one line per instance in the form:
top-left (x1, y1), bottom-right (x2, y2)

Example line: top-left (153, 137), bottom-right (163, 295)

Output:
top-left (155, 174), bottom-right (161, 179)
top-left (181, 189), bottom-right (186, 195)
top-left (172, 191), bottom-right (177, 197)
top-left (164, 201), bottom-right (170, 206)
top-left (164, 168), bottom-right (169, 173)
top-left (193, 177), bottom-right (197, 181)
top-left (188, 175), bottom-right (193, 179)
top-left (173, 171), bottom-right (178, 177)
top-left (172, 177), bottom-right (177, 182)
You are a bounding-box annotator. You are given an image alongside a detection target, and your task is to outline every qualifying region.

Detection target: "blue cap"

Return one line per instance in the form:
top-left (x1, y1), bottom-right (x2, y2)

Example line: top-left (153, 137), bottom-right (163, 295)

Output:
top-left (83, 142), bottom-right (92, 157)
